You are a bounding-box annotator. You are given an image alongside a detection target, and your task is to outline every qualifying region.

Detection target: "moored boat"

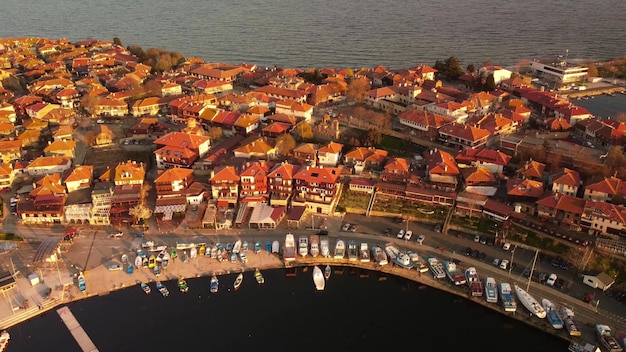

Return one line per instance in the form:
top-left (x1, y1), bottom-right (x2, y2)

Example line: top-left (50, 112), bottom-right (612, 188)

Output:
top-left (313, 266), bottom-right (325, 291)
top-left (254, 241), bottom-right (261, 254)
top-left (568, 342), bottom-right (601, 352)
top-left (272, 241), bottom-right (279, 254)
top-left (596, 324), bottom-right (623, 352)
top-left (561, 306), bottom-right (581, 336)
top-left (242, 241), bottom-right (249, 252)
top-left (210, 274), bottom-right (219, 293)
top-left (498, 282), bottom-right (517, 312)
top-left (233, 240), bottom-right (242, 254)
top-left (443, 260), bottom-right (466, 286)
top-left (359, 243), bottom-right (370, 262)
top-left (141, 282), bottom-right (151, 294)
top-left (178, 278), bottom-right (189, 293)
top-left (148, 255), bottom-right (156, 269)
top-left (465, 267), bottom-right (483, 297)
top-left (384, 243), bottom-right (399, 262)
top-left (121, 254), bottom-right (128, 264)
top-left (334, 240), bottom-right (345, 259)
top-left (514, 285), bottom-right (546, 319)
top-left (324, 265), bottom-right (331, 280)
top-left (310, 235), bottom-right (320, 257)
top-left (393, 251), bottom-right (414, 269)
top-left (427, 257), bottom-right (446, 279)
top-left (347, 241), bottom-right (358, 261)
top-left (371, 245), bottom-right (388, 266)
top-left (134, 255), bottom-right (143, 269)
top-left (320, 236), bottom-right (330, 258)
top-left (298, 236), bottom-right (309, 257)
top-left (542, 299), bottom-right (563, 329)
top-left (233, 272), bottom-right (243, 291)
top-left (156, 281), bottom-right (169, 297)
top-left (0, 330), bottom-right (9, 352)
top-left (284, 234), bottom-right (295, 261)
top-left (78, 272), bottom-right (86, 292)
top-left (255, 269), bottom-right (265, 285)
top-left (484, 277), bottom-right (498, 303)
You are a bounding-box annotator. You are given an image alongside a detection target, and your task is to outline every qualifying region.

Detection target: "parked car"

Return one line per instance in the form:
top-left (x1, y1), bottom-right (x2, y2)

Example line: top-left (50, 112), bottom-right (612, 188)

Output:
top-left (349, 224), bottom-right (358, 233)
top-left (480, 236), bottom-right (487, 245)
top-left (404, 230), bottom-right (413, 240)
top-left (416, 234), bottom-right (425, 245)
top-left (499, 259), bottom-right (510, 270)
top-left (493, 258), bottom-right (501, 267)
top-left (397, 229), bottom-right (405, 239)
top-left (486, 237), bottom-right (495, 246)
top-left (470, 249), bottom-right (479, 258)
top-left (464, 247), bottom-right (472, 256)
top-left (341, 223), bottom-right (351, 232)
top-left (109, 231), bottom-right (123, 238)
top-left (546, 273), bottom-right (557, 286)
top-left (554, 278), bottom-right (565, 289)
top-left (502, 242), bottom-right (511, 251)
top-left (522, 268), bottom-right (531, 278)
top-left (434, 224), bottom-right (443, 233)
top-left (383, 228), bottom-right (392, 236)
top-left (474, 235), bottom-right (480, 243)
top-left (477, 252), bottom-right (486, 261)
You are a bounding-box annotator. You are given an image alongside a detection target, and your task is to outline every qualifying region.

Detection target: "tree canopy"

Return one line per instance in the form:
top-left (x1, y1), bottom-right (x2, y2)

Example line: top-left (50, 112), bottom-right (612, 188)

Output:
top-left (126, 45), bottom-right (185, 73)
top-left (275, 133), bottom-right (296, 156)
top-left (433, 56), bottom-right (465, 80)
top-left (346, 77), bottom-right (371, 103)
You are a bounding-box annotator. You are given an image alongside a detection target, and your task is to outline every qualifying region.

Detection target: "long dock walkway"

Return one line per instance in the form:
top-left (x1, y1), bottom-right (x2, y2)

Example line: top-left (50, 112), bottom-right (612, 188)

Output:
top-left (56, 306), bottom-right (99, 352)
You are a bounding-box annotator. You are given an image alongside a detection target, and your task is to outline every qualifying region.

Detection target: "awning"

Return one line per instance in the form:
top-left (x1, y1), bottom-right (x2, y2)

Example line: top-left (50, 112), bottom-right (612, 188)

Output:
top-left (32, 237), bottom-right (62, 263)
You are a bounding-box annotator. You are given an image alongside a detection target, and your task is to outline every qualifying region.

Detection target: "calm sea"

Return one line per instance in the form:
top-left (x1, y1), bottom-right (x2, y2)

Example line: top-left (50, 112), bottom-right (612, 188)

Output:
top-left (1, 0), bottom-right (625, 69)
top-left (8, 268), bottom-right (568, 352)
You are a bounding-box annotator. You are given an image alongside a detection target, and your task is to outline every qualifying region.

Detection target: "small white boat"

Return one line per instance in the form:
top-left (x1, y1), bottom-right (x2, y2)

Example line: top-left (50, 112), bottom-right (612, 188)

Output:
top-left (298, 236), bottom-right (309, 257)
top-left (233, 240), bottom-right (242, 254)
top-left (309, 235), bottom-right (320, 257)
top-left (272, 240), bottom-right (280, 254)
top-left (239, 252), bottom-right (248, 263)
top-left (542, 299), bottom-right (564, 329)
top-left (313, 266), bottom-right (325, 291)
top-left (141, 282), bottom-right (151, 294)
top-left (359, 243), bottom-right (370, 262)
top-left (320, 236), bottom-right (330, 257)
top-left (498, 282), bottom-right (517, 312)
top-left (324, 265), bottom-right (331, 280)
top-left (255, 269), bottom-right (265, 285)
top-left (514, 285), bottom-right (546, 319)
top-left (121, 254), bottom-right (128, 264)
top-left (190, 247), bottom-right (197, 258)
top-left (371, 246), bottom-right (388, 266)
top-left (562, 307), bottom-right (582, 336)
top-left (233, 272), bottom-right (243, 291)
top-left (334, 240), bottom-right (345, 259)
top-left (284, 234), bottom-right (295, 260)
top-left (347, 241), bottom-right (358, 261)
top-left (384, 243), bottom-right (399, 261)
top-left (427, 257), bottom-right (446, 279)
top-left (0, 330), bottom-right (9, 352)
top-left (484, 277), bottom-right (498, 303)
top-left (108, 263), bottom-right (123, 271)
top-left (210, 274), bottom-right (219, 293)
top-left (134, 255), bottom-right (143, 269)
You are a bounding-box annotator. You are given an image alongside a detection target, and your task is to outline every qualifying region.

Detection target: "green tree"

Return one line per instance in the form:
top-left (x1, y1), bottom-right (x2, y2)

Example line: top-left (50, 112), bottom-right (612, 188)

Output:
top-left (346, 77), bottom-right (371, 103)
top-left (1, 75), bottom-right (26, 95)
top-left (466, 64), bottom-right (476, 73)
top-left (361, 128), bottom-right (382, 147)
top-left (298, 69), bottom-right (323, 85)
top-left (483, 74), bottom-right (496, 91)
top-left (294, 122), bottom-right (314, 140)
top-left (275, 133), bottom-right (296, 156)
top-left (154, 55), bottom-right (172, 73)
top-left (585, 60), bottom-right (599, 77)
top-left (113, 37), bottom-right (123, 46)
top-left (207, 127), bottom-right (223, 140)
top-left (444, 56), bottom-right (465, 80)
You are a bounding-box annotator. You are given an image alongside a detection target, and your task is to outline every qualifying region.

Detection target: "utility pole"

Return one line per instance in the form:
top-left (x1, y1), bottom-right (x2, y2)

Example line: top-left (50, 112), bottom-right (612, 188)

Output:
top-left (508, 245), bottom-right (516, 278)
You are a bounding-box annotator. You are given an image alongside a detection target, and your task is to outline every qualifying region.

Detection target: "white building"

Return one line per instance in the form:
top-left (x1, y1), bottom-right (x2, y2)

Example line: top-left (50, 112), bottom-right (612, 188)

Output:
top-left (529, 59), bottom-right (588, 87)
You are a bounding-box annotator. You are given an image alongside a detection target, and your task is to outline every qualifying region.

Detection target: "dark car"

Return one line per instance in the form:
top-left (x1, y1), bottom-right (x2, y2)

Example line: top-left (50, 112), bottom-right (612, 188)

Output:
top-left (477, 252), bottom-right (486, 261)
top-left (554, 278), bottom-right (565, 289)
top-left (470, 249), bottom-right (479, 258)
top-left (383, 228), bottom-right (392, 236)
top-left (464, 247), bottom-right (472, 256)
top-left (479, 236), bottom-right (487, 245)
top-left (522, 268), bottom-right (531, 278)
top-left (486, 237), bottom-right (495, 246)
top-left (392, 217), bottom-right (404, 224)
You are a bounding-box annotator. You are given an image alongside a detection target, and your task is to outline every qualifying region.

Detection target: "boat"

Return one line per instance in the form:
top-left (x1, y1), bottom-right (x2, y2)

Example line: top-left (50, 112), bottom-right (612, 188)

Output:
top-left (178, 278), bottom-right (189, 293)
top-left (233, 240), bottom-right (242, 254)
top-left (230, 252), bottom-right (238, 263)
top-left (371, 246), bottom-right (388, 266)
top-left (443, 260), bottom-right (466, 286)
top-left (284, 234), bottom-right (295, 261)
top-left (334, 240), bottom-right (345, 259)
top-left (313, 266), bottom-right (325, 291)
top-left (465, 267), bottom-right (483, 297)
top-left (240, 252), bottom-right (248, 263)
top-left (233, 272), bottom-right (243, 291)
top-left (226, 242), bottom-right (233, 253)
top-left (393, 251), bottom-right (414, 269)
top-left (324, 265), bottom-right (331, 280)
top-left (121, 254), bottom-right (128, 264)
top-left (108, 263), bottom-right (123, 271)
top-left (210, 274), bottom-right (219, 293)
top-left (347, 241), bottom-right (358, 261)
top-left (161, 258), bottom-right (169, 270)
top-left (359, 243), bottom-right (370, 263)
top-left (265, 241), bottom-right (272, 252)
top-left (78, 272), bottom-right (86, 292)
top-left (0, 330), bottom-right (9, 352)
top-left (255, 269), bottom-right (265, 285)
top-left (384, 243), bottom-right (398, 262)
top-left (596, 324), bottom-right (623, 352)
top-left (272, 240), bottom-right (280, 254)
top-left (320, 236), bottom-right (330, 258)
top-left (542, 299), bottom-right (564, 329)
top-left (176, 242), bottom-right (196, 250)
top-left (199, 244), bottom-right (206, 256)
top-left (242, 241), bottom-right (249, 251)
top-left (141, 282), bottom-right (151, 294)
top-left (498, 283), bottom-right (517, 312)
top-left (142, 257), bottom-right (149, 268)
top-left (561, 306), bottom-right (581, 336)
top-left (568, 342), bottom-right (601, 352)
top-left (309, 235), bottom-right (320, 257)
top-left (134, 255), bottom-right (143, 269)
top-left (254, 241), bottom-right (261, 254)
top-left (298, 236), bottom-right (309, 257)
top-left (126, 264), bottom-right (134, 275)
top-left (427, 257), bottom-right (446, 279)
top-left (156, 281), bottom-right (169, 297)
top-left (514, 285), bottom-right (546, 319)
top-left (484, 277), bottom-right (498, 303)
top-left (190, 247), bottom-right (197, 258)
top-left (210, 246), bottom-right (218, 259)
top-left (153, 264), bottom-right (161, 276)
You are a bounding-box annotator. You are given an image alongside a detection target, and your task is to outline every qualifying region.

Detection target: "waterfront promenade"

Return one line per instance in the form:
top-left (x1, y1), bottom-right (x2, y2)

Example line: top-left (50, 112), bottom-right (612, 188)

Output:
top-left (0, 219), bottom-right (624, 346)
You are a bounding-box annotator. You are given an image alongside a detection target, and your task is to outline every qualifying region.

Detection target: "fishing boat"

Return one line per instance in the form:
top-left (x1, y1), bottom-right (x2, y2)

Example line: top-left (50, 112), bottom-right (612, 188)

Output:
top-left (210, 274), bottom-right (219, 293)
top-left (324, 265), bottom-right (331, 280)
top-left (153, 264), bottom-right (161, 276)
top-left (595, 324), bottom-right (623, 352)
top-left (514, 285), bottom-right (546, 319)
top-left (347, 241), bottom-right (358, 261)
top-left (484, 277), bottom-right (498, 303)
top-left (298, 236), bottom-right (309, 257)
top-left (178, 278), bottom-right (189, 293)
top-left (393, 251), bottom-right (414, 269)
top-left (309, 235), bottom-right (320, 257)
top-left (334, 240), bottom-right (345, 259)
top-left (320, 236), bottom-right (330, 257)
top-left (226, 242), bottom-right (233, 253)
top-left (141, 282), bottom-right (151, 294)
top-left (210, 246), bottom-right (218, 259)
top-left (427, 257), bottom-right (446, 279)
top-left (0, 330), bottom-right (9, 352)
top-left (134, 255), bottom-right (143, 269)
top-left (384, 243), bottom-right (399, 262)
top-left (239, 252), bottom-right (248, 263)
top-left (465, 267), bottom-right (483, 297)
top-left (199, 244), bottom-right (206, 256)
top-left (443, 260), bottom-right (466, 286)
top-left (272, 240), bottom-right (280, 254)
top-left (283, 234), bottom-right (295, 261)
top-left (233, 272), bottom-right (243, 291)
top-left (498, 282), bottom-right (517, 312)
top-left (313, 266), bottom-right (325, 291)
top-left (568, 342), bottom-right (601, 352)
top-left (359, 243), bottom-right (370, 262)
top-left (156, 281), bottom-right (169, 297)
top-left (542, 299), bottom-right (564, 329)
top-left (255, 269), bottom-right (265, 285)
top-left (126, 264), bottom-right (134, 275)
top-left (371, 246), bottom-right (388, 266)
top-left (190, 246), bottom-right (197, 259)
top-left (254, 241), bottom-right (261, 254)
top-left (233, 240), bottom-right (242, 254)
top-left (142, 256), bottom-right (149, 268)
top-left (161, 259), bottom-right (169, 269)
top-left (230, 252), bottom-right (238, 263)
top-left (121, 254), bottom-right (128, 264)
top-left (242, 241), bottom-right (249, 252)
top-left (561, 307), bottom-right (581, 336)
top-left (78, 272), bottom-right (86, 292)
top-left (265, 241), bottom-right (272, 252)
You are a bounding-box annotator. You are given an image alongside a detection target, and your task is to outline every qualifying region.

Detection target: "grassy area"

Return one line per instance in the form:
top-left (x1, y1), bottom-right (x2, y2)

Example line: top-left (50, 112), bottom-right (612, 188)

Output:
top-left (0, 233), bottom-right (22, 241)
top-left (379, 135), bottom-right (410, 157)
top-left (338, 189), bottom-right (371, 209)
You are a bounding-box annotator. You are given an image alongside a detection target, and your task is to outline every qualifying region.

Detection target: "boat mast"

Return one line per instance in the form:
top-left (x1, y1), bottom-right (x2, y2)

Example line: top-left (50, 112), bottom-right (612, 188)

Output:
top-left (527, 248), bottom-right (539, 291)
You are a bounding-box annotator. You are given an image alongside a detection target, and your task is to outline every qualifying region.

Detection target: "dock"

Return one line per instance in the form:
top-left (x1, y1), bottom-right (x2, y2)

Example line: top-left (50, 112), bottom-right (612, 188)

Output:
top-left (56, 306), bottom-right (99, 352)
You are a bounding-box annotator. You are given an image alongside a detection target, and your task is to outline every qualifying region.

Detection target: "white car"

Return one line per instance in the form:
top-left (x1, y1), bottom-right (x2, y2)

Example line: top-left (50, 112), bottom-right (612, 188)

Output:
top-left (546, 273), bottom-right (557, 286)
top-left (499, 259), bottom-right (509, 270)
top-left (109, 231), bottom-right (124, 238)
top-left (341, 223), bottom-right (351, 232)
top-left (474, 235), bottom-right (480, 243)
top-left (502, 242), bottom-right (511, 251)
top-left (397, 229), bottom-right (405, 239)
top-left (416, 234), bottom-right (425, 245)
top-left (404, 230), bottom-right (413, 240)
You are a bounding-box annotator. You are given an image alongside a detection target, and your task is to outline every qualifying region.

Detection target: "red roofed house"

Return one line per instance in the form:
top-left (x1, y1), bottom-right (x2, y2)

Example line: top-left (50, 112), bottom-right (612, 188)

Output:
top-left (466, 112), bottom-right (517, 136)
top-left (424, 149), bottom-right (460, 191)
top-left (154, 167), bottom-right (195, 221)
top-left (581, 200), bottom-right (626, 237)
top-left (438, 123), bottom-right (490, 150)
top-left (267, 162), bottom-right (297, 206)
top-left (343, 147), bottom-right (388, 175)
top-left (427, 101), bottom-right (469, 122)
top-left (536, 192), bottom-right (585, 230)
top-left (455, 148), bottom-right (511, 174)
top-left (0, 140), bottom-right (23, 164)
top-left (0, 163), bottom-right (15, 190)
top-left (550, 168), bottom-right (581, 197)
top-left (554, 105), bottom-right (592, 125)
top-left (461, 167), bottom-right (497, 196)
top-left (93, 97), bottom-right (129, 117)
top-left (239, 160), bottom-right (273, 202)
top-left (348, 178), bottom-right (376, 194)
top-left (317, 141), bottom-right (343, 167)
top-left (26, 155), bottom-right (73, 177)
top-left (253, 85), bottom-right (308, 103)
top-left (292, 165), bottom-right (342, 214)
top-left (381, 157), bottom-right (411, 184)
top-left (516, 159), bottom-right (546, 182)
top-left (583, 176), bottom-right (626, 203)
top-left (190, 63), bottom-right (245, 82)
top-left (18, 173), bottom-right (67, 224)
top-left (154, 132), bottom-right (211, 169)
top-left (274, 99), bottom-right (314, 122)
top-left (64, 165), bottom-right (93, 193)
top-left (397, 109), bottom-right (455, 140)
top-left (210, 165), bottom-right (240, 204)
top-left (573, 118), bottom-right (626, 147)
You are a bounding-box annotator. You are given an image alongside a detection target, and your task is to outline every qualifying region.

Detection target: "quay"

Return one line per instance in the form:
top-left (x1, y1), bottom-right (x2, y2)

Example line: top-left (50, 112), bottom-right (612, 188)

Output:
top-left (56, 306), bottom-right (98, 352)
top-left (559, 84), bottom-right (626, 99)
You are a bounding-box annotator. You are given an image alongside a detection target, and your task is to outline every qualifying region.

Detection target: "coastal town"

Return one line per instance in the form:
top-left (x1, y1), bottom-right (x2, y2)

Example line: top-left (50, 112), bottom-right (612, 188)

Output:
top-left (0, 37), bottom-right (626, 351)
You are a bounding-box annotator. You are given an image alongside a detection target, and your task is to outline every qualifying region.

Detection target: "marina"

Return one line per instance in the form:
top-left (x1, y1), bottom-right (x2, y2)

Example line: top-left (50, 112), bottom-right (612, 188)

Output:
top-left (56, 306), bottom-right (99, 352)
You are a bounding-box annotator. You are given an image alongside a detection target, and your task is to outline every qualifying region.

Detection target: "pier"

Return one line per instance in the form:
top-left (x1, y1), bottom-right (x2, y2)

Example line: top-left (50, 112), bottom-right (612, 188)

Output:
top-left (56, 306), bottom-right (99, 352)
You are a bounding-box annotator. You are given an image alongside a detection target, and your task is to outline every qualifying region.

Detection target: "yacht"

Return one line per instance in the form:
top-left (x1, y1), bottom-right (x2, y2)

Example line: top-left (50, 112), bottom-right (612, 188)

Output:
top-left (309, 235), bottom-right (320, 257)
top-left (484, 277), bottom-right (498, 303)
top-left (313, 266), bottom-right (325, 291)
top-left (371, 245), bottom-right (388, 266)
top-left (596, 324), bottom-right (623, 352)
top-left (359, 243), bottom-right (370, 262)
top-left (320, 236), bottom-right (330, 258)
top-left (347, 241), bottom-right (358, 261)
top-left (298, 236), bottom-right (309, 257)
top-left (393, 252), bottom-right (414, 269)
top-left (562, 306), bottom-right (581, 337)
top-left (284, 234), bottom-right (296, 261)
top-left (427, 257), bottom-right (446, 279)
top-left (334, 240), bottom-right (346, 259)
top-left (498, 282), bottom-right (517, 312)
top-left (384, 243), bottom-right (399, 262)
top-left (514, 285), bottom-right (546, 319)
